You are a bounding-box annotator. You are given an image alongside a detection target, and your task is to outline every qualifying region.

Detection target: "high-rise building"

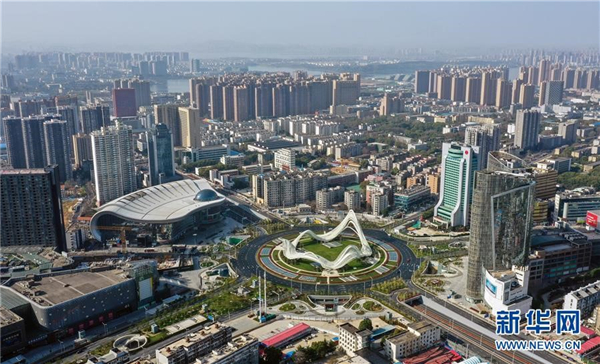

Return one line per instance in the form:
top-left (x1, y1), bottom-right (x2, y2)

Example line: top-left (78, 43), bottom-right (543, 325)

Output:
top-left (91, 122), bottom-right (136, 206)
top-left (154, 104), bottom-right (182, 147)
top-left (538, 81), bottom-right (548, 106)
top-left (272, 84), bottom-right (289, 117)
top-left (73, 133), bottom-right (93, 168)
top-left (414, 71), bottom-right (430, 93)
top-left (344, 189), bottom-right (361, 211)
top-left (465, 77), bottom-right (481, 104)
top-left (22, 116), bottom-right (47, 168)
top-left (274, 149), bottom-right (296, 171)
top-left (464, 124), bottom-right (500, 169)
top-left (466, 171), bottom-right (535, 301)
top-left (434, 143), bottom-right (479, 227)
top-left (540, 80), bottom-right (564, 106)
top-left (210, 85), bottom-right (224, 119)
top-left (332, 73), bottom-right (360, 106)
top-left (415, 71), bottom-right (430, 94)
top-left (511, 79), bottom-right (523, 105)
top-left (379, 93), bottom-right (404, 116)
top-left (519, 84), bottom-right (536, 109)
top-left (480, 71), bottom-right (497, 106)
top-left (450, 76), bottom-right (466, 102)
top-left (234, 86), bottom-right (250, 122)
top-left (515, 110), bottom-right (540, 151)
top-left (436, 75), bottom-right (452, 100)
top-left (128, 79), bottom-right (151, 107)
top-left (222, 85), bottom-right (235, 121)
top-left (558, 119), bottom-right (579, 145)
top-left (112, 88), bottom-right (137, 117)
top-left (80, 105), bottom-right (111, 134)
top-left (371, 192), bottom-right (389, 216)
top-left (539, 59), bottom-right (550, 84)
top-left (178, 107), bottom-right (202, 148)
top-left (57, 105), bottom-right (79, 140)
top-left (43, 120), bottom-right (72, 182)
top-left (0, 166), bottom-right (67, 252)
top-left (495, 79), bottom-right (512, 109)
top-left (255, 84), bottom-right (274, 118)
top-left (3, 117), bottom-right (27, 168)
top-left (147, 124), bottom-right (175, 186)
top-left (562, 68), bottom-right (576, 89)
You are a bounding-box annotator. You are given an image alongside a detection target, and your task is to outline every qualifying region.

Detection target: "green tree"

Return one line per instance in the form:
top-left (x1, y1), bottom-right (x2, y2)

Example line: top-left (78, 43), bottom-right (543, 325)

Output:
top-left (232, 179), bottom-right (249, 190)
top-left (359, 318), bottom-right (373, 331)
top-left (261, 346), bottom-right (283, 364)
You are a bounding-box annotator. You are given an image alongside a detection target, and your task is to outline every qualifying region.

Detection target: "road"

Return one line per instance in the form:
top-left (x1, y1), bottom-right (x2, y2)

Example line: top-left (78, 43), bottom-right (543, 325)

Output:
top-left (402, 286), bottom-right (569, 364)
top-left (234, 227), bottom-right (421, 294)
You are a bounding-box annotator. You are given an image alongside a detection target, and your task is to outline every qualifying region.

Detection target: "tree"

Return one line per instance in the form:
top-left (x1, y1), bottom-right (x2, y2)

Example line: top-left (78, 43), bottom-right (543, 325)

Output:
top-left (260, 346), bottom-right (282, 364)
top-left (359, 318), bottom-right (373, 331)
top-left (292, 350), bottom-right (308, 364)
top-left (232, 179), bottom-right (249, 190)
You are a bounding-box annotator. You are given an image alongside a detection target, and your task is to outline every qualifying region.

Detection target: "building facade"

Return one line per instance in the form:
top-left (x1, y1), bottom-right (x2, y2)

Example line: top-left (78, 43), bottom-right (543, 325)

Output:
top-left (91, 122), bottom-right (136, 206)
top-left (434, 143), bottom-right (479, 227)
top-left (0, 166), bottom-right (67, 251)
top-left (385, 321), bottom-right (441, 361)
top-left (466, 171), bottom-right (536, 301)
top-left (147, 123), bottom-right (175, 186)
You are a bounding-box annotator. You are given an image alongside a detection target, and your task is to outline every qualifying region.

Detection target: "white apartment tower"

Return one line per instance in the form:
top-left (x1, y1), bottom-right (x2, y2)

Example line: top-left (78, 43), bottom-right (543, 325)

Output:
top-left (274, 149), bottom-right (296, 171)
top-left (91, 121), bottom-right (136, 206)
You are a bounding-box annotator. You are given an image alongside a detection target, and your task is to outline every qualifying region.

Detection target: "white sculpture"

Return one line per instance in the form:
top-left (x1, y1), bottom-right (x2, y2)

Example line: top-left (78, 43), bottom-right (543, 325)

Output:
top-left (280, 210), bottom-right (372, 270)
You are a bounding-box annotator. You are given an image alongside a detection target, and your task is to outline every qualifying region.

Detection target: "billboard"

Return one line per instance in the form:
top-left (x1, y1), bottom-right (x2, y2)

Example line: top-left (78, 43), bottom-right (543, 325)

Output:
top-left (586, 211), bottom-right (599, 228)
top-left (486, 278), bottom-right (498, 296)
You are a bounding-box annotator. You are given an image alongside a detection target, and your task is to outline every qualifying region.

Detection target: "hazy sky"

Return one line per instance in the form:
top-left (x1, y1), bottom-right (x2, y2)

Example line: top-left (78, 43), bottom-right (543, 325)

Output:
top-left (1, 1), bottom-right (598, 56)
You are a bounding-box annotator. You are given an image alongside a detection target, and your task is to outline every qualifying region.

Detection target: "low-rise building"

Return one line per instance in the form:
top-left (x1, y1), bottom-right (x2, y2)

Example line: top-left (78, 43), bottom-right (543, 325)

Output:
top-left (156, 324), bottom-right (233, 364)
top-left (529, 236), bottom-right (592, 294)
top-left (0, 307), bottom-right (26, 356)
top-left (339, 322), bottom-right (371, 355)
top-left (395, 185), bottom-right (431, 212)
top-left (563, 280), bottom-right (600, 318)
top-left (384, 321), bottom-right (441, 361)
top-left (483, 267), bottom-right (533, 316)
top-left (194, 334), bottom-right (258, 364)
top-left (86, 348), bottom-right (129, 364)
top-left (555, 188), bottom-right (600, 222)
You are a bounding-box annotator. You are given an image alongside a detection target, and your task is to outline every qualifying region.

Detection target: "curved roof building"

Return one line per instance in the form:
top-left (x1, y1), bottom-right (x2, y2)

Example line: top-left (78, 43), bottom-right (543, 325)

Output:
top-left (91, 179), bottom-right (225, 241)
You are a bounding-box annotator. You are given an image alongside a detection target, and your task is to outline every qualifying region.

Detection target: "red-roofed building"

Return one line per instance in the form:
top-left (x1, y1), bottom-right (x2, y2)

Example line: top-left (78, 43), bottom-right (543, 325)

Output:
top-left (581, 326), bottom-right (596, 338)
top-left (261, 323), bottom-right (311, 349)
top-left (577, 336), bottom-right (600, 355)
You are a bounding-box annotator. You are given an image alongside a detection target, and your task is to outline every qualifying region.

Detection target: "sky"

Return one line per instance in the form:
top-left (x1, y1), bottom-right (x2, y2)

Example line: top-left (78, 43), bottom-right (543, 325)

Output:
top-left (1, 1), bottom-right (598, 57)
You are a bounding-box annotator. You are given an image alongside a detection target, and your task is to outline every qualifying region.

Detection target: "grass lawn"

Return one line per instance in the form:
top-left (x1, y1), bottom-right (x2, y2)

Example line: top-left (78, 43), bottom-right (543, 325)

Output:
top-left (90, 341), bottom-right (113, 356)
top-left (204, 291), bottom-right (252, 315)
top-left (300, 238), bottom-right (361, 261)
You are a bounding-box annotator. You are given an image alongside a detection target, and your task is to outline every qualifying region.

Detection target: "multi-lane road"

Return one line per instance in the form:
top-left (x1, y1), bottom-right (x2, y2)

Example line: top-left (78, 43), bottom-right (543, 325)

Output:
top-left (234, 227), bottom-right (421, 293)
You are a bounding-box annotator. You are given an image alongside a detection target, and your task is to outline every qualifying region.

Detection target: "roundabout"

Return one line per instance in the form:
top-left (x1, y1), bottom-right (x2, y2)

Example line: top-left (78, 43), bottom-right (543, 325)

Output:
top-left (235, 212), bottom-right (420, 294)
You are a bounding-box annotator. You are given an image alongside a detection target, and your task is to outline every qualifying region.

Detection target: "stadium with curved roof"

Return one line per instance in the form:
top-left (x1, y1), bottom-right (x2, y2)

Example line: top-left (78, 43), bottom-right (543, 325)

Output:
top-left (90, 179), bottom-right (225, 242)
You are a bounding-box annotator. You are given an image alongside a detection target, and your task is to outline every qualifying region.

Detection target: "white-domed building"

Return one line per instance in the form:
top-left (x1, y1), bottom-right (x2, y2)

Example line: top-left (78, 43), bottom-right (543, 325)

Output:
top-left (90, 179), bottom-right (225, 243)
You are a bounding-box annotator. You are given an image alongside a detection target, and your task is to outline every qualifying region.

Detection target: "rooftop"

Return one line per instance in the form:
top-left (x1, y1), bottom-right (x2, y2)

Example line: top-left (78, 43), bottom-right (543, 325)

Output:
top-left (6, 269), bottom-right (130, 306)
top-left (194, 335), bottom-right (257, 363)
top-left (91, 179), bottom-right (224, 232)
top-left (262, 323), bottom-right (311, 347)
top-left (158, 324), bottom-right (230, 357)
top-left (0, 306), bottom-right (23, 327)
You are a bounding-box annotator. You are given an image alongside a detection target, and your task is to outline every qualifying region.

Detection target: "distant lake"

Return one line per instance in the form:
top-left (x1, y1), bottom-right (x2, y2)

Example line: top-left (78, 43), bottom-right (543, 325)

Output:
top-left (151, 79), bottom-right (190, 94)
top-left (150, 66), bottom-right (520, 94)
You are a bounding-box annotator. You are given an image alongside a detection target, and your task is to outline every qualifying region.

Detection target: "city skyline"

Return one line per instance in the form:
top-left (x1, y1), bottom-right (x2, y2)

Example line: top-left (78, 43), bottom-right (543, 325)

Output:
top-left (1, 2), bottom-right (599, 57)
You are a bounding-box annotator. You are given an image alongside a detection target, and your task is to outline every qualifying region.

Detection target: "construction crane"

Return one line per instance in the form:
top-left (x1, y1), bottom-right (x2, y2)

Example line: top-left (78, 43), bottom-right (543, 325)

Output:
top-left (95, 226), bottom-right (134, 252)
